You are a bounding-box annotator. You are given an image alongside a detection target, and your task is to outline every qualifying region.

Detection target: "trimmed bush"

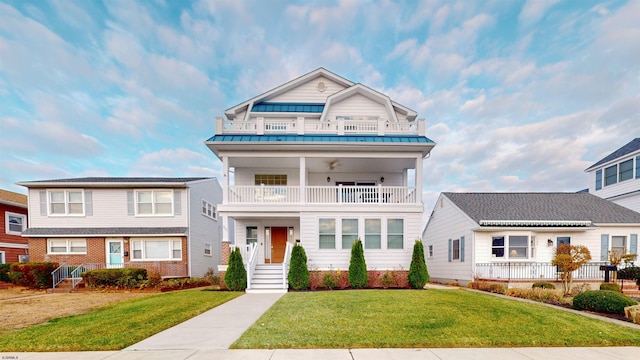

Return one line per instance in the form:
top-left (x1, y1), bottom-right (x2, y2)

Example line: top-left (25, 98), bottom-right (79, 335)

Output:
top-left (288, 244), bottom-right (310, 290)
top-left (0, 263), bottom-right (11, 282)
top-left (532, 282), bottom-right (556, 289)
top-left (506, 288), bottom-right (564, 304)
top-left (468, 281), bottom-right (507, 294)
top-left (348, 239), bottom-right (367, 288)
top-left (8, 262), bottom-right (59, 288)
top-left (408, 240), bottom-right (429, 289)
top-left (224, 247), bottom-right (247, 291)
top-left (572, 290), bottom-right (638, 315)
top-left (82, 268), bottom-right (147, 288)
top-left (600, 283), bottom-right (621, 292)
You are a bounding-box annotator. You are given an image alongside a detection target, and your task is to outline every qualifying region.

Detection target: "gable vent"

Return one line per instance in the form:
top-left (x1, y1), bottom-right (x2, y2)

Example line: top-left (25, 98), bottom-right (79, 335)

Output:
top-left (316, 81), bottom-right (327, 92)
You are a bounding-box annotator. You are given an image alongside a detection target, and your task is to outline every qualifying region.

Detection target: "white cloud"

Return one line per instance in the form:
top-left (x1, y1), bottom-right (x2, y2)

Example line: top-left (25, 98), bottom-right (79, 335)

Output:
top-left (518, 0), bottom-right (560, 29)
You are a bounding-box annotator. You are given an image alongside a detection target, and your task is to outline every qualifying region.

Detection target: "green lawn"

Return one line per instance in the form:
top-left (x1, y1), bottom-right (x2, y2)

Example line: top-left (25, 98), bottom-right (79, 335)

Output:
top-left (0, 289), bottom-right (242, 352)
top-left (232, 289), bottom-right (640, 348)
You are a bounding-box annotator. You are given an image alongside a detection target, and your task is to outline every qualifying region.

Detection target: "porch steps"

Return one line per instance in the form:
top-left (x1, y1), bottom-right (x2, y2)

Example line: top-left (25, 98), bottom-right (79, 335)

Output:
top-left (247, 264), bottom-right (288, 294)
top-left (618, 281), bottom-right (640, 297)
top-left (47, 278), bottom-right (84, 294)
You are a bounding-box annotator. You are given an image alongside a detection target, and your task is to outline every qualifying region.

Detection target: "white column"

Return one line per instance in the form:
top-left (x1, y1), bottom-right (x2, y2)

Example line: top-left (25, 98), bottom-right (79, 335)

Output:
top-left (222, 156), bottom-right (229, 204)
top-left (222, 215), bottom-right (229, 243)
top-left (415, 156), bottom-right (423, 205)
top-left (299, 156), bottom-right (306, 204)
top-left (257, 117), bottom-right (264, 135)
top-left (297, 117), bottom-right (305, 135)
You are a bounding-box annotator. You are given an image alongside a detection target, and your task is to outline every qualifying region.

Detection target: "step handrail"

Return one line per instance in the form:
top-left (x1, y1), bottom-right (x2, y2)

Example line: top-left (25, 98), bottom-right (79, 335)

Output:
top-left (246, 243), bottom-right (259, 290)
top-left (51, 263), bottom-right (70, 289)
top-left (282, 242), bottom-right (293, 289)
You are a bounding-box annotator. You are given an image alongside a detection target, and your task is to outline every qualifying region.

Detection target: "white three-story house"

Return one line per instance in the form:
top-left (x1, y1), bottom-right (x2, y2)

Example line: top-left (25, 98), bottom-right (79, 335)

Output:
top-left (205, 68), bottom-right (436, 291)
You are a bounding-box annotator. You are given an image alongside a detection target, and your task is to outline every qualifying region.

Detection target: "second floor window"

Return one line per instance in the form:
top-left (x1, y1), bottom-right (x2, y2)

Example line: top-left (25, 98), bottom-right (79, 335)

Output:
top-left (255, 174), bottom-right (287, 185)
top-left (137, 190), bottom-right (173, 215)
top-left (49, 190), bottom-right (84, 215)
top-left (6, 212), bottom-right (26, 235)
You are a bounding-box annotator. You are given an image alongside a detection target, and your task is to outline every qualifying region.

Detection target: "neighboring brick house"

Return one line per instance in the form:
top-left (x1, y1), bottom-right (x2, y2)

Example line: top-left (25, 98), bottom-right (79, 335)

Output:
top-left (0, 189), bottom-right (29, 263)
top-left (18, 177), bottom-right (222, 278)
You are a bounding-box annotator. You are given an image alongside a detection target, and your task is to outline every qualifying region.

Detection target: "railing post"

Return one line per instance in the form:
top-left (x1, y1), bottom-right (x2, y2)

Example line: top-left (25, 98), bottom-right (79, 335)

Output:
top-left (378, 118), bottom-right (385, 136)
top-left (337, 118), bottom-right (345, 135)
top-left (215, 117), bottom-right (224, 134)
top-left (297, 117), bottom-right (305, 135)
top-left (257, 117), bottom-right (264, 135)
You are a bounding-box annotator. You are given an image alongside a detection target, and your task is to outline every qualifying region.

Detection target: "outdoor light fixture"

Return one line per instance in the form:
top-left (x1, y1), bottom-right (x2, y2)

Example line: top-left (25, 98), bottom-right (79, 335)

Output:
top-left (380, 177), bottom-right (385, 183)
top-left (548, 239), bottom-right (553, 247)
top-left (289, 227), bottom-right (294, 236)
top-left (327, 176), bottom-right (331, 182)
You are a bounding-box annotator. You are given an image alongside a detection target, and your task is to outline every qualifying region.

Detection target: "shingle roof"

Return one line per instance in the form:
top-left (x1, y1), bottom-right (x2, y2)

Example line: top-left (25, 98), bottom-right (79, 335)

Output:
top-left (443, 192), bottom-right (640, 225)
top-left (586, 138), bottom-right (640, 171)
top-left (206, 134), bottom-right (434, 143)
top-left (0, 189), bottom-right (27, 207)
top-left (22, 227), bottom-right (188, 237)
top-left (18, 177), bottom-right (211, 187)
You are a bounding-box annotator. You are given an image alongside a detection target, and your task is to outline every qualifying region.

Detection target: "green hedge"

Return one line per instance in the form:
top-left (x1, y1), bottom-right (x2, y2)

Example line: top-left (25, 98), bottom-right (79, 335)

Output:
top-left (572, 290), bottom-right (637, 315)
top-left (408, 240), bottom-right (429, 289)
top-left (532, 282), bottom-right (556, 289)
top-left (348, 240), bottom-right (367, 288)
top-left (288, 244), bottom-right (310, 290)
top-left (0, 263), bottom-right (11, 282)
top-left (7, 262), bottom-right (59, 288)
top-left (599, 283), bottom-right (621, 292)
top-left (82, 268), bottom-right (147, 288)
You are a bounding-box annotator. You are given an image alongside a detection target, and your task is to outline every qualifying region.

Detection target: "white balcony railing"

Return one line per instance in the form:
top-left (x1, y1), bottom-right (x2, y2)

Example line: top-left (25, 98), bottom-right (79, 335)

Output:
top-left (216, 117), bottom-right (425, 136)
top-left (227, 185), bottom-right (416, 205)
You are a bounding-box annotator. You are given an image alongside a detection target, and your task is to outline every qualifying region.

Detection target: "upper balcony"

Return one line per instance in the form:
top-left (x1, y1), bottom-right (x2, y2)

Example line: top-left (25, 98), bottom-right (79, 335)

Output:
top-left (214, 116), bottom-right (426, 136)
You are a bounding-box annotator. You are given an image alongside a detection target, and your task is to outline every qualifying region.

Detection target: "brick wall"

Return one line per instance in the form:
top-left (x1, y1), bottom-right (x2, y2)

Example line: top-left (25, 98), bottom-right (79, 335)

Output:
top-left (221, 241), bottom-right (230, 265)
top-left (29, 237), bottom-right (106, 265)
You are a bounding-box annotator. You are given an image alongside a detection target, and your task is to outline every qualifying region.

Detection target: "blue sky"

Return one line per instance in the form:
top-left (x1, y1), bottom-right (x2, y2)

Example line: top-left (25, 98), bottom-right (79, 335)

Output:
top-left (1, 0), bottom-right (638, 212)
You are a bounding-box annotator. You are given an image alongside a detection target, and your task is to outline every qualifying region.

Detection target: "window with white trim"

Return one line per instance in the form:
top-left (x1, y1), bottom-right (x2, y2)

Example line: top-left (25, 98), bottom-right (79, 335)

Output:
top-left (136, 190), bottom-right (173, 215)
top-left (6, 212), bottom-right (26, 235)
top-left (492, 235), bottom-right (530, 259)
top-left (364, 219), bottom-right (381, 249)
top-left (47, 239), bottom-right (87, 254)
top-left (201, 199), bottom-right (216, 219)
top-left (131, 239), bottom-right (182, 260)
top-left (341, 218), bottom-right (358, 249)
top-left (611, 236), bottom-right (626, 257)
top-left (319, 219), bottom-right (335, 249)
top-left (619, 159), bottom-right (633, 182)
top-left (492, 236), bottom-right (505, 258)
top-left (428, 245), bottom-right (433, 258)
top-left (387, 219), bottom-right (404, 249)
top-left (49, 190), bottom-right (84, 215)
top-left (0, 251), bottom-right (5, 264)
top-left (204, 243), bottom-right (212, 256)
top-left (509, 236), bottom-right (528, 258)
top-left (246, 226), bottom-right (258, 246)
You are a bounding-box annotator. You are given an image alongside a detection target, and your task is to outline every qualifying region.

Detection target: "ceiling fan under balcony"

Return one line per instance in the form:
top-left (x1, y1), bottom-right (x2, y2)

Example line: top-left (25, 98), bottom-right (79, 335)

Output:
top-left (326, 159), bottom-right (341, 171)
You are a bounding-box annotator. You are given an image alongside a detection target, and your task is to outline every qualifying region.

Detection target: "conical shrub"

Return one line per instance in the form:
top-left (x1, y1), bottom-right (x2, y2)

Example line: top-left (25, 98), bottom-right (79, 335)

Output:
top-left (348, 239), bottom-right (368, 288)
top-left (224, 247), bottom-right (247, 291)
top-left (408, 240), bottom-right (429, 288)
top-left (287, 244), bottom-right (310, 290)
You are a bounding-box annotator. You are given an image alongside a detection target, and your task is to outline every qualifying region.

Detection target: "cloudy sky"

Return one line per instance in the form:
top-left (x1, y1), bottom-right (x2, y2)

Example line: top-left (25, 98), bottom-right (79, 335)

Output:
top-left (1, 0), bottom-right (638, 213)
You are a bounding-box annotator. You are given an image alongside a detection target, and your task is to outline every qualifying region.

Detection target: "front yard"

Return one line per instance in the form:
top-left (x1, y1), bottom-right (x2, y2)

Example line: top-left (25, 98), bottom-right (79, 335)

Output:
top-left (233, 289), bottom-right (640, 348)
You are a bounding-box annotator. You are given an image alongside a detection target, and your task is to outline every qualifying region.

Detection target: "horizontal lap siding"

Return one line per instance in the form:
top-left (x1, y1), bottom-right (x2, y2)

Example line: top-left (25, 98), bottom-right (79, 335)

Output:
top-left (300, 212), bottom-right (422, 271)
top-left (423, 195), bottom-right (476, 283)
top-left (326, 94), bottom-right (388, 120)
top-left (28, 188), bottom-right (187, 228)
top-left (268, 76), bottom-right (347, 103)
top-left (187, 180), bottom-right (221, 277)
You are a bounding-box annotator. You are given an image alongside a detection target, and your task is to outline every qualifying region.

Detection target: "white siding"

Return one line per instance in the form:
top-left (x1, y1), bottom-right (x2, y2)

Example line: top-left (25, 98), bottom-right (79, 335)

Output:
top-left (27, 188), bottom-right (187, 228)
top-left (268, 76), bottom-right (347, 103)
top-left (422, 194), bottom-right (477, 284)
top-left (326, 94), bottom-right (389, 120)
top-left (234, 168), bottom-right (300, 186)
top-left (301, 211), bottom-right (422, 270)
top-left (611, 195), bottom-right (640, 214)
top-left (588, 152), bottom-right (640, 213)
top-left (186, 179), bottom-right (222, 277)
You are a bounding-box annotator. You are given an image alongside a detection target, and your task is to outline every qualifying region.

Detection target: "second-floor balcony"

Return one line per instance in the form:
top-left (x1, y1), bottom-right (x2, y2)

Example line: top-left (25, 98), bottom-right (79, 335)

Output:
top-left (227, 185), bottom-right (418, 205)
top-left (215, 116), bottom-right (425, 136)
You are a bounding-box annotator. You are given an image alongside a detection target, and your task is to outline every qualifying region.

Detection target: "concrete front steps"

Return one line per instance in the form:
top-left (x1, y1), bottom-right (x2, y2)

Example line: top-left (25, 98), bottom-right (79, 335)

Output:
top-left (247, 264), bottom-right (288, 294)
top-left (47, 278), bottom-right (83, 294)
top-left (618, 280), bottom-right (640, 297)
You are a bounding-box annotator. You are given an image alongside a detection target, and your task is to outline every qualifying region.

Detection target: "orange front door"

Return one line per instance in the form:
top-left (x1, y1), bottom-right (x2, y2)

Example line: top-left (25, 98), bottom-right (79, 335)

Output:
top-left (270, 227), bottom-right (287, 263)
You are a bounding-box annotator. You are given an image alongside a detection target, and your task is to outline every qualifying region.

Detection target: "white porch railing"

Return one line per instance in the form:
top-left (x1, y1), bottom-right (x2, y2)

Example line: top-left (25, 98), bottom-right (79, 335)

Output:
top-left (475, 262), bottom-right (613, 281)
top-left (228, 185), bottom-right (416, 205)
top-left (282, 242), bottom-right (293, 289)
top-left (246, 243), bottom-right (259, 290)
top-left (217, 117), bottom-right (425, 136)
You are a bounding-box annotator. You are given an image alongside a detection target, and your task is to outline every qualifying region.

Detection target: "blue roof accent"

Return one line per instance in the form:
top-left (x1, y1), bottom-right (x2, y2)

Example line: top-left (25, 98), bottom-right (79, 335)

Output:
top-left (251, 102), bottom-right (325, 113)
top-left (586, 138), bottom-right (640, 171)
top-left (206, 134), bottom-right (435, 144)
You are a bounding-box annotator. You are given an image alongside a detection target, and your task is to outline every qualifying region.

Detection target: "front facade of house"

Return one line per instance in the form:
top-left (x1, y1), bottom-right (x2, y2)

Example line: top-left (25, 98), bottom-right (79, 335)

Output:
top-left (586, 138), bottom-right (640, 213)
top-left (206, 68), bottom-right (435, 290)
top-left (0, 189), bottom-right (29, 263)
top-left (423, 192), bottom-right (640, 286)
top-left (18, 177), bottom-right (222, 279)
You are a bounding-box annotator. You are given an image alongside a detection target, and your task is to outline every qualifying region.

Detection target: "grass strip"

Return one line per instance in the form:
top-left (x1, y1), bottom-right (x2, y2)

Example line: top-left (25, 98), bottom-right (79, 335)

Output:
top-left (0, 289), bottom-right (242, 351)
top-left (232, 289), bottom-right (640, 348)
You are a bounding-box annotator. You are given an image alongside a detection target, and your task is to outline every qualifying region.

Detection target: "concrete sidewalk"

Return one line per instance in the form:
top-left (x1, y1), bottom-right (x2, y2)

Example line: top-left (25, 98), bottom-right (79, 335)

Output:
top-left (126, 292), bottom-right (284, 351)
top-left (5, 347), bottom-right (640, 359)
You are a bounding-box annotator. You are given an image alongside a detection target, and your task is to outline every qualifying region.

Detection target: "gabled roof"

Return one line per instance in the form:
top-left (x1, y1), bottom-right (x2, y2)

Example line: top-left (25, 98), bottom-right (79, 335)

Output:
top-left (443, 192), bottom-right (640, 225)
top-left (586, 138), bottom-right (640, 171)
top-left (320, 83), bottom-right (409, 122)
top-left (18, 177), bottom-right (212, 188)
top-left (0, 189), bottom-right (27, 208)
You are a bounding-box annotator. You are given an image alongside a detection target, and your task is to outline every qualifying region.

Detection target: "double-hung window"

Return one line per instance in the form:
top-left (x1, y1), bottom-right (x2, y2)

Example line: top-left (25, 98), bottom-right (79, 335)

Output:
top-left (452, 239), bottom-right (460, 260)
top-left (604, 165), bottom-right (617, 186)
top-left (136, 190), bottom-right (172, 215)
top-left (47, 239), bottom-right (86, 254)
top-left (364, 219), bottom-right (381, 249)
top-left (319, 219), bottom-right (335, 249)
top-left (387, 219), bottom-right (404, 249)
top-left (342, 219), bottom-right (358, 249)
top-left (611, 236), bottom-right (626, 257)
top-left (509, 236), bottom-right (528, 258)
top-left (619, 159), bottom-right (633, 182)
top-left (202, 199), bottom-right (216, 219)
top-left (6, 212), bottom-right (26, 235)
top-left (492, 236), bottom-right (505, 258)
top-left (49, 190), bottom-right (84, 215)
top-left (246, 226), bottom-right (258, 246)
top-left (131, 239), bottom-right (182, 260)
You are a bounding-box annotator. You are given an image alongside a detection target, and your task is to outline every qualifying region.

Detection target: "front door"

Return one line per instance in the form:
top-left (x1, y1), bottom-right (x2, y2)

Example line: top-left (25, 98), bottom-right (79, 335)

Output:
top-left (106, 239), bottom-right (124, 268)
top-left (270, 227), bottom-right (287, 263)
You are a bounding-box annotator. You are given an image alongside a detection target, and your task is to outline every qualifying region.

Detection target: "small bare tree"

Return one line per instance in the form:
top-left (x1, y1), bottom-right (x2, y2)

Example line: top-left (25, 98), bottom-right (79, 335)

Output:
top-left (551, 244), bottom-right (592, 295)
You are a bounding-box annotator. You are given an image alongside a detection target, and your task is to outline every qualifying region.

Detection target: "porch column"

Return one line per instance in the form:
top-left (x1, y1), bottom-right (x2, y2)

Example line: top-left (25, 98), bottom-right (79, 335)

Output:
top-left (299, 156), bottom-right (306, 204)
top-left (222, 156), bottom-right (229, 204)
top-left (415, 155), bottom-right (423, 205)
top-left (222, 215), bottom-right (230, 243)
